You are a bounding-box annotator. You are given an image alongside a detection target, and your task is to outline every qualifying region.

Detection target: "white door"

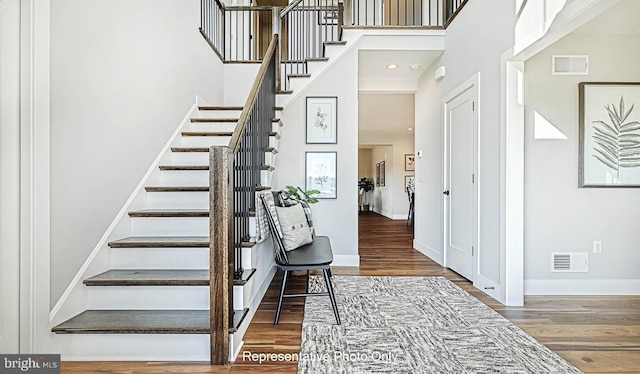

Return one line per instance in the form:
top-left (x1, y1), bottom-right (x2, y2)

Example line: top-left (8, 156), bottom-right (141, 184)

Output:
top-left (0, 0), bottom-right (22, 353)
top-left (444, 85), bottom-right (477, 281)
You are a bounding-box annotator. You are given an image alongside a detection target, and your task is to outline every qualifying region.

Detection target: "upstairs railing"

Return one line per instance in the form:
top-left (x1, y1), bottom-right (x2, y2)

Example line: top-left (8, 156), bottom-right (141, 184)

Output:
top-left (209, 36), bottom-right (278, 365)
top-left (200, 0), bottom-right (469, 64)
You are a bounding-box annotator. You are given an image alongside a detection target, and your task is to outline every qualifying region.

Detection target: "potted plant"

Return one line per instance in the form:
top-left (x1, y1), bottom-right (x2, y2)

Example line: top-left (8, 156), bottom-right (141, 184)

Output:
top-left (281, 185), bottom-right (321, 204)
top-left (358, 178), bottom-right (374, 212)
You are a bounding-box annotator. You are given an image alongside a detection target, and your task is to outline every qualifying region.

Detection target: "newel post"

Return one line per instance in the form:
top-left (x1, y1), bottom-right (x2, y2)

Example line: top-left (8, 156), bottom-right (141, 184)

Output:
top-left (210, 146), bottom-right (233, 365)
top-left (342, 0), bottom-right (352, 27)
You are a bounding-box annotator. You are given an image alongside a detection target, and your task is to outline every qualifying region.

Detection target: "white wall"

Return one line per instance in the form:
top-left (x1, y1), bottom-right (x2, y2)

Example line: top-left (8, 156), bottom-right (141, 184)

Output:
top-left (361, 133), bottom-right (414, 218)
top-left (277, 48), bottom-right (359, 266)
top-left (524, 32), bottom-right (640, 292)
top-left (50, 0), bottom-right (224, 306)
top-left (370, 146), bottom-right (394, 218)
top-left (414, 0), bottom-right (516, 282)
top-left (0, 0), bottom-right (22, 353)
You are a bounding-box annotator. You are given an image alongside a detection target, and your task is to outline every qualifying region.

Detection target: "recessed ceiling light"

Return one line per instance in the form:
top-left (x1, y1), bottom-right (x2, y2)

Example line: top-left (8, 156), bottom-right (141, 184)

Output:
top-left (387, 64), bottom-right (399, 69)
top-left (410, 64), bottom-right (421, 71)
top-left (408, 128), bottom-right (413, 131)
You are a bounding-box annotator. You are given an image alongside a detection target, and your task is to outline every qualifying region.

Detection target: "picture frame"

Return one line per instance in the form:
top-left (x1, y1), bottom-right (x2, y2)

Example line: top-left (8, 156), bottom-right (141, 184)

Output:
top-left (306, 96), bottom-right (338, 144)
top-left (375, 163), bottom-right (380, 186)
top-left (405, 176), bottom-right (415, 192)
top-left (405, 154), bottom-right (415, 171)
top-left (380, 161), bottom-right (386, 187)
top-left (305, 152), bottom-right (337, 199)
top-left (579, 82), bottom-right (640, 187)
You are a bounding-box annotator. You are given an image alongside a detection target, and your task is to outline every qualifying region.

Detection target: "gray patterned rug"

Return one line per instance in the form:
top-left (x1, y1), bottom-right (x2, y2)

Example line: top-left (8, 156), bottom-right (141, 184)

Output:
top-left (299, 276), bottom-right (581, 374)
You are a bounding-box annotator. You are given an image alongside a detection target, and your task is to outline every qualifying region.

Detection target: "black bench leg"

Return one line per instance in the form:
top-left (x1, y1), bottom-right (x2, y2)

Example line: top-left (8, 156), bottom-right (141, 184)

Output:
top-left (322, 268), bottom-right (341, 325)
top-left (275, 270), bottom-right (289, 325)
top-left (305, 270), bottom-right (310, 294)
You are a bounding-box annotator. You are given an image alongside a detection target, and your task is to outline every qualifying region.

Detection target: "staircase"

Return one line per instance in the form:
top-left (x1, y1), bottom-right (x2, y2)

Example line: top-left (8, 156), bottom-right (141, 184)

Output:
top-left (51, 102), bottom-right (283, 361)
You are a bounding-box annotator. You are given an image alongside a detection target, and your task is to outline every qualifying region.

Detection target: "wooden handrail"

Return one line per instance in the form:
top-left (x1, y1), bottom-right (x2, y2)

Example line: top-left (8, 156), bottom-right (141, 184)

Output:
top-left (209, 34), bottom-right (278, 365)
top-left (229, 35), bottom-right (279, 154)
top-left (280, 0), bottom-right (304, 18)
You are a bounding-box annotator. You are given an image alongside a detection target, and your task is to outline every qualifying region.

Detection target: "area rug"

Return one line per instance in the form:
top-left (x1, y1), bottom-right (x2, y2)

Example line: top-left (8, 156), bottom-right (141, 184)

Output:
top-left (299, 276), bottom-right (581, 373)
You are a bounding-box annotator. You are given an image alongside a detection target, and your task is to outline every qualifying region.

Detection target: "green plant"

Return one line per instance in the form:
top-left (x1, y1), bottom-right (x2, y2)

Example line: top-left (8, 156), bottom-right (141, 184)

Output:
top-left (592, 96), bottom-right (640, 178)
top-left (283, 185), bottom-right (321, 204)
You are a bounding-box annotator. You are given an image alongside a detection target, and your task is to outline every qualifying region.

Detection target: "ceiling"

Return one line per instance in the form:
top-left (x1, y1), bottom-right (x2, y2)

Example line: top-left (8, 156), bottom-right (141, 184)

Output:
top-left (358, 93), bottom-right (415, 135)
top-left (574, 0), bottom-right (640, 34)
top-left (358, 50), bottom-right (442, 87)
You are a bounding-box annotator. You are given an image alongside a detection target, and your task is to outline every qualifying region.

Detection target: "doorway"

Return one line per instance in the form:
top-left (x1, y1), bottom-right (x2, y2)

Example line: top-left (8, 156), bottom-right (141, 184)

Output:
top-left (443, 76), bottom-right (479, 282)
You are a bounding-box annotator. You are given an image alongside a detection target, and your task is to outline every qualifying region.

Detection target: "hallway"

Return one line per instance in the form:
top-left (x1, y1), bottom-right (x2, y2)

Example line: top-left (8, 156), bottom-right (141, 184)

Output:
top-left (62, 214), bottom-right (640, 373)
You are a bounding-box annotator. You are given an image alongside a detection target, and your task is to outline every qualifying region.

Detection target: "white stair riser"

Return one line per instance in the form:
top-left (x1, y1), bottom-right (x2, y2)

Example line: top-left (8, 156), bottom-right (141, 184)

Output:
top-left (185, 123), bottom-right (237, 133)
top-left (146, 191), bottom-right (209, 209)
top-left (269, 136), bottom-right (279, 149)
top-left (111, 247), bottom-right (209, 269)
top-left (55, 334), bottom-right (209, 361)
top-left (261, 170), bottom-right (271, 188)
top-left (192, 110), bottom-right (242, 119)
top-left (87, 286), bottom-right (209, 310)
top-left (242, 247), bottom-right (252, 271)
top-left (159, 170), bottom-right (209, 185)
top-left (166, 151), bottom-right (210, 165)
top-left (248, 217), bottom-right (257, 239)
top-left (179, 136), bottom-right (231, 148)
top-left (289, 77), bottom-right (310, 93)
top-left (130, 217), bottom-right (209, 236)
top-left (265, 152), bottom-right (277, 166)
top-left (306, 60), bottom-right (327, 77)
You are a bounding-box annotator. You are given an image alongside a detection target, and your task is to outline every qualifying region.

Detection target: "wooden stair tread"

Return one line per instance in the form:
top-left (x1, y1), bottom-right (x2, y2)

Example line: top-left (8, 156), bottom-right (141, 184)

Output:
top-left (171, 147), bottom-right (209, 153)
top-left (230, 308), bottom-right (249, 334)
top-left (274, 106), bottom-right (284, 111)
top-left (269, 131), bottom-right (281, 139)
top-left (181, 131), bottom-right (234, 137)
top-left (324, 41), bottom-right (347, 46)
top-left (51, 309), bottom-right (250, 334)
top-left (198, 106), bottom-right (243, 111)
top-left (51, 310), bottom-right (210, 334)
top-left (190, 118), bottom-right (238, 123)
top-left (233, 268), bottom-right (256, 286)
top-left (128, 209), bottom-right (209, 218)
top-left (145, 186), bottom-right (208, 192)
top-left (306, 57), bottom-right (329, 62)
top-left (265, 147), bottom-right (278, 154)
top-left (159, 165), bottom-right (209, 171)
top-left (84, 269), bottom-right (209, 286)
top-left (276, 90), bottom-right (293, 95)
top-left (288, 74), bottom-right (311, 78)
top-left (108, 236), bottom-right (209, 248)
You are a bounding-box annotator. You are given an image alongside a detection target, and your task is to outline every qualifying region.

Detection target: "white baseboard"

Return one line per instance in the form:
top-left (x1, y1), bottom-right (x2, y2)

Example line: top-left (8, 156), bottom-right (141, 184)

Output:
top-left (333, 255), bottom-right (360, 267)
top-left (525, 279), bottom-right (640, 295)
top-left (413, 240), bottom-right (443, 266)
top-left (392, 214), bottom-right (408, 220)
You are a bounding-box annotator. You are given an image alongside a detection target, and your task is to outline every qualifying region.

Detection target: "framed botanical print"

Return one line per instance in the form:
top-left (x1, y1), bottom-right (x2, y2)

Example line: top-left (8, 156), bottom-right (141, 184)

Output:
top-left (305, 152), bottom-right (337, 198)
top-left (306, 97), bottom-right (338, 144)
top-left (579, 82), bottom-right (640, 187)
top-left (380, 161), bottom-right (385, 187)
top-left (405, 154), bottom-right (415, 171)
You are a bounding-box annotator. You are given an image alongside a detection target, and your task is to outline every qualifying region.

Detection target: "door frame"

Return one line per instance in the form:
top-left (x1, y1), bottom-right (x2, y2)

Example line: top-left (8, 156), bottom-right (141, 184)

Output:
top-left (442, 72), bottom-right (480, 283)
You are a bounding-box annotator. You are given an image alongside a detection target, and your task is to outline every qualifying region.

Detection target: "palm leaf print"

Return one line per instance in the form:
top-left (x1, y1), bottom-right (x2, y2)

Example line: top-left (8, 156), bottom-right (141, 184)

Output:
top-left (592, 96), bottom-right (640, 178)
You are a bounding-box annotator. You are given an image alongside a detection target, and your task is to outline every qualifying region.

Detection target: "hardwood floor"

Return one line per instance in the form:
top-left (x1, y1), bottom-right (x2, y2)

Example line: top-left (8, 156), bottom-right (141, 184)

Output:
top-left (62, 213), bottom-right (640, 373)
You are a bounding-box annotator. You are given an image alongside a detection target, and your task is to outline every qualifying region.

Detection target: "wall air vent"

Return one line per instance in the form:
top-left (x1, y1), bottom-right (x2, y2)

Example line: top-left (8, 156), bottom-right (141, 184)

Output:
top-left (551, 252), bottom-right (588, 272)
top-left (552, 55), bottom-right (589, 75)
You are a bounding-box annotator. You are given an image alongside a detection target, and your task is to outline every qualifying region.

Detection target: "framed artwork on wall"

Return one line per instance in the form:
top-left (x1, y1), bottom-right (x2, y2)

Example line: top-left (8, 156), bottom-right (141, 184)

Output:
top-left (405, 176), bottom-right (415, 192)
top-left (579, 82), bottom-right (640, 187)
top-left (405, 154), bottom-right (415, 171)
top-left (305, 152), bottom-right (337, 199)
top-left (306, 96), bottom-right (338, 144)
top-left (375, 163), bottom-right (380, 186)
top-left (380, 161), bottom-right (386, 187)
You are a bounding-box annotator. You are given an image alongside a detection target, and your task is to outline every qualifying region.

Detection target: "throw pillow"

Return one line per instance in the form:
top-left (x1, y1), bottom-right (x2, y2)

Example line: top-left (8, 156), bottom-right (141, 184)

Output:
top-left (275, 204), bottom-right (313, 251)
